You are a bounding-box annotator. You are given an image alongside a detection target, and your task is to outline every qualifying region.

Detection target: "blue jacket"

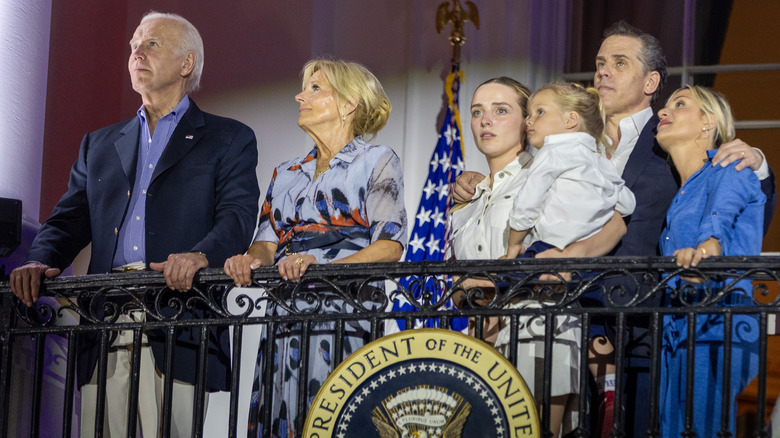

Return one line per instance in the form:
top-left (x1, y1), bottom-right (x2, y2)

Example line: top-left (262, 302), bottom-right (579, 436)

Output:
top-left (611, 113), bottom-right (775, 437)
top-left (615, 114), bottom-right (776, 259)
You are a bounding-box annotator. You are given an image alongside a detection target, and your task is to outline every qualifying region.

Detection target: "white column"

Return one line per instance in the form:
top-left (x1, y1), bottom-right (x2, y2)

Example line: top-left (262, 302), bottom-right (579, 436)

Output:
top-left (0, 1), bottom-right (52, 223)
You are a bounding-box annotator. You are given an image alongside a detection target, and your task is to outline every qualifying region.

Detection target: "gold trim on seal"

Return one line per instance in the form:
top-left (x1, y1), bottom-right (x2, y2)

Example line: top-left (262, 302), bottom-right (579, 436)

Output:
top-left (303, 328), bottom-right (540, 437)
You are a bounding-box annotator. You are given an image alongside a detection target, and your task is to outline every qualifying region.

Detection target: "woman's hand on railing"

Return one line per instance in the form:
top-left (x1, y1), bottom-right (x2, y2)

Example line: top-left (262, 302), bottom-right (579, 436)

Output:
top-left (224, 254), bottom-right (266, 286)
top-left (277, 253), bottom-right (318, 282)
top-left (673, 237), bottom-right (721, 283)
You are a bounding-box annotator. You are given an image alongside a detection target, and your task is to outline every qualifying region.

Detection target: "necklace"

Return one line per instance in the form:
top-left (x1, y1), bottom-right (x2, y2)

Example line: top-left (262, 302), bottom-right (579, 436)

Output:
top-left (314, 167), bottom-right (328, 179)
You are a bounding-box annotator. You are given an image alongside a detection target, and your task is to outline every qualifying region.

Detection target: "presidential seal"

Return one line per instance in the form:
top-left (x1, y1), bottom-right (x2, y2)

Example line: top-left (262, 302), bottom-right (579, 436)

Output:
top-left (303, 329), bottom-right (539, 437)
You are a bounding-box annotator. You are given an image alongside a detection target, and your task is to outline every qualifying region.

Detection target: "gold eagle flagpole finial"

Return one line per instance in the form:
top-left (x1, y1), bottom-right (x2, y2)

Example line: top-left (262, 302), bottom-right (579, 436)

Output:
top-left (436, 0), bottom-right (479, 70)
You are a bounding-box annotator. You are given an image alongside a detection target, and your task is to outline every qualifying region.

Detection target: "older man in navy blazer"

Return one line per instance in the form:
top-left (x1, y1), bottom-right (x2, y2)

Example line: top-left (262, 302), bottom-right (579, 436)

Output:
top-left (10, 12), bottom-right (259, 438)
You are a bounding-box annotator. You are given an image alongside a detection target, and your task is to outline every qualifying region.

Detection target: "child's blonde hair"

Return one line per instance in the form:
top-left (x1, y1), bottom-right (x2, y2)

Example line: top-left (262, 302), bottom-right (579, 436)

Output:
top-left (535, 81), bottom-right (607, 146)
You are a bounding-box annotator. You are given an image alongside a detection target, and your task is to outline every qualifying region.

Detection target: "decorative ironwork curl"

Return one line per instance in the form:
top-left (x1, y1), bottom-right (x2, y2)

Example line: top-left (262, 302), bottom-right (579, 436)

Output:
top-left (3, 257), bottom-right (780, 330)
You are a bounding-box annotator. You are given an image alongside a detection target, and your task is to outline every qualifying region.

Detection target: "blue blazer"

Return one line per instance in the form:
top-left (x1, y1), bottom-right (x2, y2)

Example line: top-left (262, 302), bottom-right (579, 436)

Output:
top-left (27, 101), bottom-right (260, 390)
top-left (614, 114), bottom-right (680, 258)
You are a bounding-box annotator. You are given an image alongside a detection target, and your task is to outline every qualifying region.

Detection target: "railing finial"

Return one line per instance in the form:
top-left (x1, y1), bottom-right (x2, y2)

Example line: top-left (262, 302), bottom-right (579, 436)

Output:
top-left (435, 0), bottom-right (479, 69)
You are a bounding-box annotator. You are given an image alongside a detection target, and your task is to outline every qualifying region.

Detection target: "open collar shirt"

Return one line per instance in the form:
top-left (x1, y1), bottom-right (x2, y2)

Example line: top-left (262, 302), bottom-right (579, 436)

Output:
top-left (449, 151), bottom-right (534, 259)
top-left (603, 106), bottom-right (653, 176)
top-left (113, 95), bottom-right (190, 268)
top-left (605, 106), bottom-right (769, 180)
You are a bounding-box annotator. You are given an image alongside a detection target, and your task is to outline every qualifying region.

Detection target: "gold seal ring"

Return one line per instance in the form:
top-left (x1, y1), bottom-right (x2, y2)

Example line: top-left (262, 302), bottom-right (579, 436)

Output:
top-left (701, 248), bottom-right (707, 255)
top-left (296, 257), bottom-right (304, 266)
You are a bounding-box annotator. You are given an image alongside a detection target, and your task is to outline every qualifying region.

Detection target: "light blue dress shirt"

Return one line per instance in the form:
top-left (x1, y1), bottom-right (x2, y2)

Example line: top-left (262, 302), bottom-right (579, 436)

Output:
top-left (113, 96), bottom-right (190, 268)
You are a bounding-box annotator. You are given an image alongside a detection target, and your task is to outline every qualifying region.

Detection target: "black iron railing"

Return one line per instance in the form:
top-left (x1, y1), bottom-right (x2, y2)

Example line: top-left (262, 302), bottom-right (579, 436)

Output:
top-left (1, 256), bottom-right (779, 437)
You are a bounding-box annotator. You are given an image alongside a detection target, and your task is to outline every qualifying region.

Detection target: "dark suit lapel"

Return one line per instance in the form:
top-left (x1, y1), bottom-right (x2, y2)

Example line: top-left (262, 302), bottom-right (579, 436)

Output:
top-left (152, 101), bottom-right (205, 183)
top-left (621, 114), bottom-right (660, 189)
top-left (115, 118), bottom-right (141, 182)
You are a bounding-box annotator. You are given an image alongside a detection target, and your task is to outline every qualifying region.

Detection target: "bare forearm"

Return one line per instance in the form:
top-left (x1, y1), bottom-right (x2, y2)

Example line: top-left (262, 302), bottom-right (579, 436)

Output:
top-left (580, 211), bottom-right (627, 257)
top-left (336, 240), bottom-right (403, 263)
top-left (246, 241), bottom-right (278, 266)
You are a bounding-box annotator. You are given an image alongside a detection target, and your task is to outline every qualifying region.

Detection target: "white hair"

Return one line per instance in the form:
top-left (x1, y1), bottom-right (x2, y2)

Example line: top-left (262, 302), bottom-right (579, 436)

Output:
top-left (140, 11), bottom-right (204, 92)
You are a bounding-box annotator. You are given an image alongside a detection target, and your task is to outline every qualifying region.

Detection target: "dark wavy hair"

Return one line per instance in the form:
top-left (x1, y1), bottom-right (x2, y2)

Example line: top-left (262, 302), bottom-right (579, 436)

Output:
top-left (602, 21), bottom-right (668, 104)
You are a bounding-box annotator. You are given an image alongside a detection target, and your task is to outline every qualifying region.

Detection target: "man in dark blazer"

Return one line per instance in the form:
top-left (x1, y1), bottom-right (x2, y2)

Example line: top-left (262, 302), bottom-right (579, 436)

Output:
top-left (10, 12), bottom-right (259, 438)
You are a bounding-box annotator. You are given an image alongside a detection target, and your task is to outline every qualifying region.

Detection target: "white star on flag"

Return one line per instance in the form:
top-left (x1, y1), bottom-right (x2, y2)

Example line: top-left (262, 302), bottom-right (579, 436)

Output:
top-left (429, 153), bottom-right (440, 172)
top-left (416, 208), bottom-right (432, 226)
top-left (438, 154), bottom-right (451, 172)
top-left (435, 182), bottom-right (449, 200)
top-left (425, 237), bottom-right (441, 255)
top-left (408, 234), bottom-right (426, 254)
top-left (422, 179), bottom-right (436, 199)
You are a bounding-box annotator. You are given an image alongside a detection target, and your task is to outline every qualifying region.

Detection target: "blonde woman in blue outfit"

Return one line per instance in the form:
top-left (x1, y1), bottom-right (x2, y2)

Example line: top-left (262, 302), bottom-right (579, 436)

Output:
top-left (224, 59), bottom-right (407, 437)
top-left (656, 85), bottom-right (764, 436)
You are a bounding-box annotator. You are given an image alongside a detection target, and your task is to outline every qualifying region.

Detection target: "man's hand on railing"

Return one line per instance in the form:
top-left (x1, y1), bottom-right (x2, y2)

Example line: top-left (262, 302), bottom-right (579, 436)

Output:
top-left (453, 277), bottom-right (497, 308)
top-left (150, 252), bottom-right (209, 292)
top-left (9, 262), bottom-right (61, 307)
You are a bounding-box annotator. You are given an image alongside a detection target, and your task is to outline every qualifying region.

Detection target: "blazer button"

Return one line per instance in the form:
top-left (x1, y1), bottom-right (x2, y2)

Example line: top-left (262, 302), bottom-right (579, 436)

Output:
top-left (114, 227), bottom-right (118, 235)
top-left (127, 190), bottom-right (130, 198)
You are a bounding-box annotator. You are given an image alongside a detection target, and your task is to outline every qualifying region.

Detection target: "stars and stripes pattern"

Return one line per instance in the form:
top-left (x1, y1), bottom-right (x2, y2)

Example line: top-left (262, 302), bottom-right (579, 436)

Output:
top-left (392, 70), bottom-right (467, 330)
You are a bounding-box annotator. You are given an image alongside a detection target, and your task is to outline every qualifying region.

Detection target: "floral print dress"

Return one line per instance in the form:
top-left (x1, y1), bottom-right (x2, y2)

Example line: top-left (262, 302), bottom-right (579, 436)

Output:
top-left (247, 137), bottom-right (407, 437)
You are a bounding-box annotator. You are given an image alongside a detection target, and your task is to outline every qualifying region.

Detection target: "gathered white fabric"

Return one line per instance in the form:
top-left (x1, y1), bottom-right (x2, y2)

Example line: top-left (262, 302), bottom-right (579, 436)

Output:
top-left (508, 132), bottom-right (636, 250)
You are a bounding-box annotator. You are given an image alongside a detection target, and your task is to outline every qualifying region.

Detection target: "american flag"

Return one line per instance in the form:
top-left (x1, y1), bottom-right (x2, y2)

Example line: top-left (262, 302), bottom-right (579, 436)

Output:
top-left (392, 70), bottom-right (467, 331)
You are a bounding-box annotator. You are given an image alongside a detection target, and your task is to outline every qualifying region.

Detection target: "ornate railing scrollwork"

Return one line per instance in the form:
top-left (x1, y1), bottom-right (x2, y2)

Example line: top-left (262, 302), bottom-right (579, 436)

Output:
top-left (3, 257), bottom-right (779, 328)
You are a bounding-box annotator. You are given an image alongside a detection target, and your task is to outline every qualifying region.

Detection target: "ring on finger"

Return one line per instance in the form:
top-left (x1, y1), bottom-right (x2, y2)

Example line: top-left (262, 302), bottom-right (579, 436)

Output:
top-left (296, 257), bottom-right (304, 266)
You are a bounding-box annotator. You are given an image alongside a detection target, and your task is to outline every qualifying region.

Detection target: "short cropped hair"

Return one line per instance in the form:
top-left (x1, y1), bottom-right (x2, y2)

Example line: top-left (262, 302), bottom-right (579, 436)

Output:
top-left (602, 20), bottom-right (668, 105)
top-left (141, 12), bottom-right (204, 92)
top-left (301, 59), bottom-right (392, 140)
top-left (674, 85), bottom-right (735, 148)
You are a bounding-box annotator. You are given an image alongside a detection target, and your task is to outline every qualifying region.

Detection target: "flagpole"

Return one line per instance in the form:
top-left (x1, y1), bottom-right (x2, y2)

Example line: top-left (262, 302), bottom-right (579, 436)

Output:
top-left (390, 1), bottom-right (480, 332)
top-left (435, 0), bottom-right (480, 72)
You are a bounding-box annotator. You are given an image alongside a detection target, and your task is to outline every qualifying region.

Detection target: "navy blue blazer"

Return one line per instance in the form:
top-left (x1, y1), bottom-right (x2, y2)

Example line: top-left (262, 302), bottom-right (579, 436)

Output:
top-left (27, 101), bottom-right (260, 390)
top-left (614, 114), bottom-right (680, 258)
